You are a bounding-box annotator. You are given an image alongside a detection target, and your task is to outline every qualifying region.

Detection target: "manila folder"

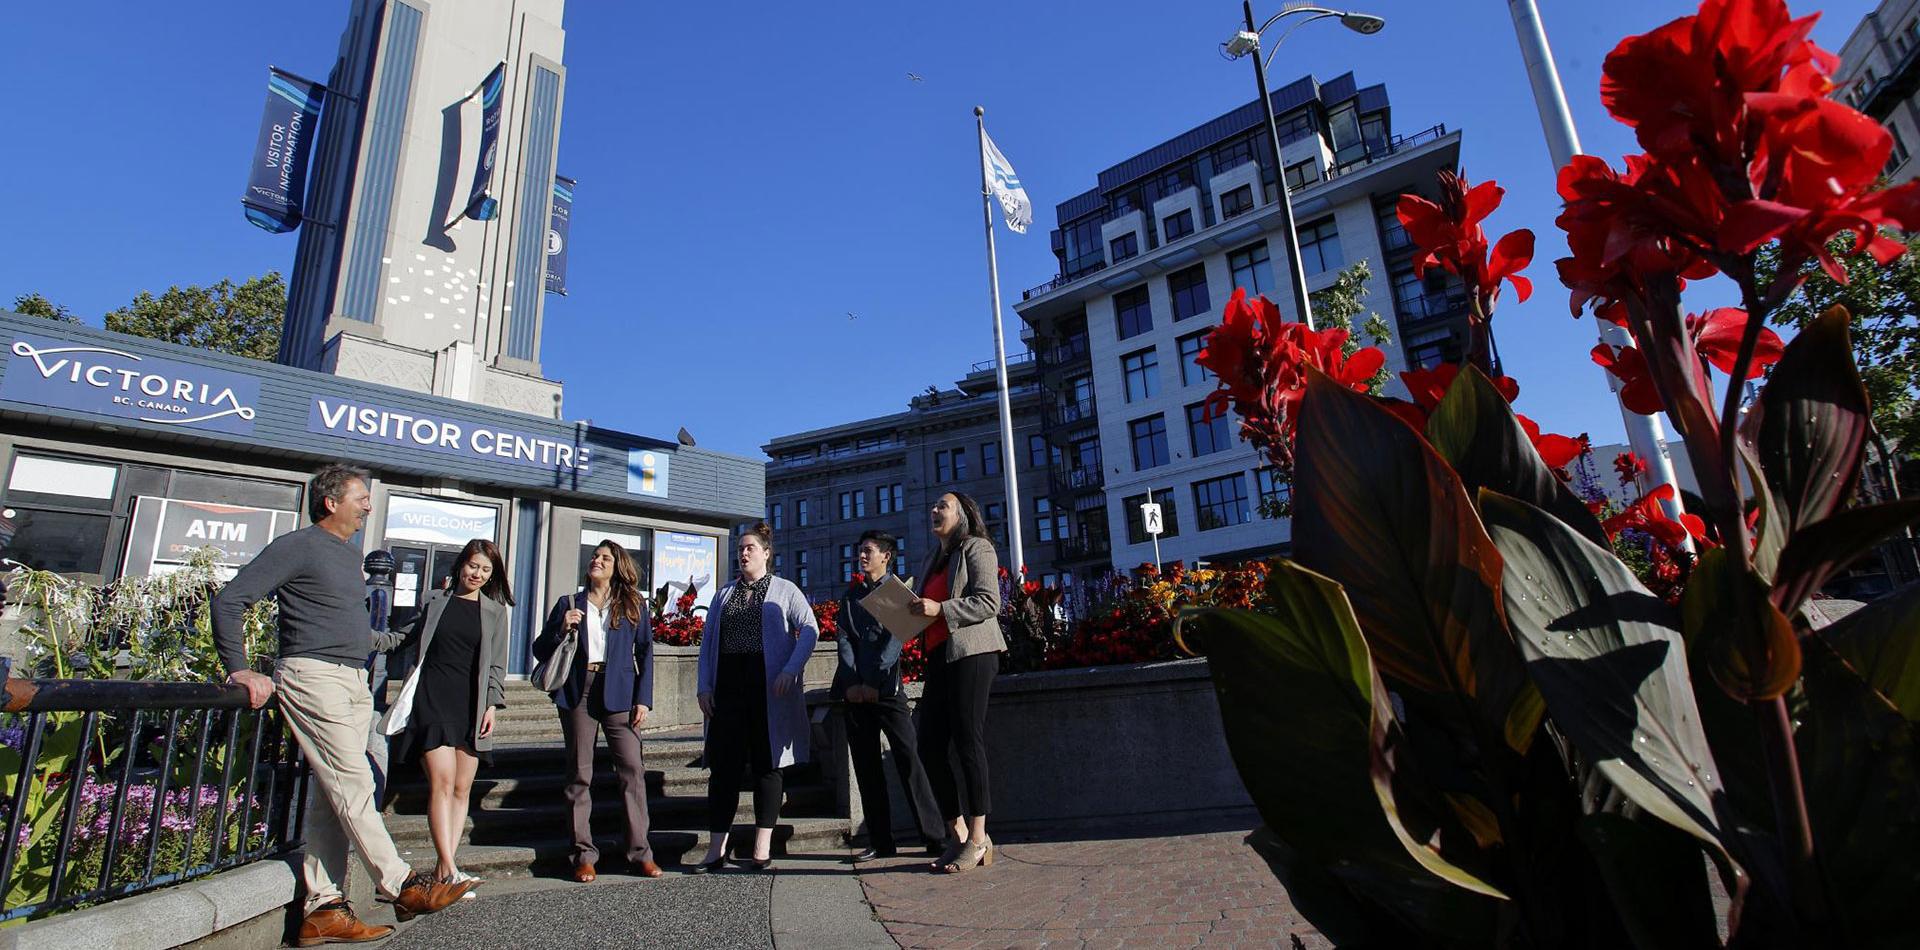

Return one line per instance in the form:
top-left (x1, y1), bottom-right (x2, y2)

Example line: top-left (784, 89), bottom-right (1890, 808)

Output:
top-left (858, 574), bottom-right (936, 640)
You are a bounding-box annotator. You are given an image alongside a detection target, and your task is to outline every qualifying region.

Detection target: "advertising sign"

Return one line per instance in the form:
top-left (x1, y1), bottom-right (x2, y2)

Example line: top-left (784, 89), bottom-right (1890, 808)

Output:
top-left (122, 497), bottom-right (295, 580)
top-left (463, 64), bottom-right (506, 221)
top-left (0, 332), bottom-right (262, 435)
top-left (652, 532), bottom-right (716, 610)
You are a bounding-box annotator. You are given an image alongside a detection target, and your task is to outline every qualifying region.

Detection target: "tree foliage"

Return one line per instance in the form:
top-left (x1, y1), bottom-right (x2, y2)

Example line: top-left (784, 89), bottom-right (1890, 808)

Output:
top-left (1756, 232), bottom-right (1920, 459)
top-left (1309, 258), bottom-right (1393, 392)
top-left (101, 273), bottom-right (286, 362)
top-left (9, 293), bottom-right (77, 323)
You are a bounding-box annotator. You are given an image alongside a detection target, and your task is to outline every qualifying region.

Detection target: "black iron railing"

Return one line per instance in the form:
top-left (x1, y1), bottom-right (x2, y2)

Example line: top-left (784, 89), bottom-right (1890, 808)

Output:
top-left (1051, 467), bottom-right (1105, 496)
top-left (0, 663), bottom-right (306, 922)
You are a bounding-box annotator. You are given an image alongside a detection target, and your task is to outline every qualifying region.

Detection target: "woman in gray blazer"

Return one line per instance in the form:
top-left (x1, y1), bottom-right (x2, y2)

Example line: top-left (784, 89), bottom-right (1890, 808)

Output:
top-left (690, 521), bottom-right (819, 872)
top-left (376, 538), bottom-right (513, 889)
top-left (909, 491), bottom-right (1006, 873)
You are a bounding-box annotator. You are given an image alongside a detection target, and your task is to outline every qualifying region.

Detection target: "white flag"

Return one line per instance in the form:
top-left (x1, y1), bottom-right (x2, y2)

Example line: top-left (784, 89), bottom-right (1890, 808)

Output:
top-left (982, 133), bottom-right (1032, 234)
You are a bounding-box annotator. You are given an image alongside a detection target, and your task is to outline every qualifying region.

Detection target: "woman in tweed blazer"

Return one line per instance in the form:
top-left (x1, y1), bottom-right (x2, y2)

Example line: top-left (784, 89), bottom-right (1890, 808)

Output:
top-left (908, 491), bottom-right (1007, 873)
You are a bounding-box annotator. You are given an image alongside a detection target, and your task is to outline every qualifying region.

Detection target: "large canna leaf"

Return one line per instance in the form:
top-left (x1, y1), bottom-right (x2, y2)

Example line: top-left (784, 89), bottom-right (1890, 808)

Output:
top-left (1478, 490), bottom-right (1732, 856)
top-left (1427, 364), bottom-right (1610, 549)
top-left (1818, 581), bottom-right (1920, 722)
top-left (1576, 812), bottom-right (1722, 950)
top-left (1182, 560), bottom-right (1505, 942)
top-left (1749, 307), bottom-right (1869, 534)
top-left (1292, 371), bottom-right (1537, 759)
top-left (1771, 500), bottom-right (1920, 620)
top-left (1740, 445), bottom-right (1787, 585)
top-left (1794, 636), bottom-right (1920, 948)
top-left (1684, 549), bottom-right (1801, 702)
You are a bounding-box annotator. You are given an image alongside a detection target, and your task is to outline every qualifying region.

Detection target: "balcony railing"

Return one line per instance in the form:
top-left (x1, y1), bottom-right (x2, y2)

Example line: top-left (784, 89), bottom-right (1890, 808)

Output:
top-left (1024, 260), bottom-right (1108, 301)
top-left (0, 666), bottom-right (307, 923)
top-left (1050, 466), bottom-right (1106, 495)
top-left (1040, 336), bottom-right (1091, 368)
top-left (1394, 290), bottom-right (1472, 325)
top-left (1049, 399), bottom-right (1098, 429)
top-left (1329, 123), bottom-right (1450, 181)
top-left (768, 437), bottom-right (908, 470)
top-left (1056, 532), bottom-right (1112, 562)
top-left (969, 351), bottom-right (1034, 374)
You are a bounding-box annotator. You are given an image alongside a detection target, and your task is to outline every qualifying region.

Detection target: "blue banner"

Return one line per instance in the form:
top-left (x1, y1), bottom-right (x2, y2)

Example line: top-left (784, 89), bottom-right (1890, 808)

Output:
top-left (545, 176), bottom-right (574, 295)
top-left (0, 332), bottom-right (262, 435)
top-left (306, 396), bottom-right (593, 475)
top-left (241, 68), bottom-right (326, 234)
top-left (463, 64), bottom-right (506, 222)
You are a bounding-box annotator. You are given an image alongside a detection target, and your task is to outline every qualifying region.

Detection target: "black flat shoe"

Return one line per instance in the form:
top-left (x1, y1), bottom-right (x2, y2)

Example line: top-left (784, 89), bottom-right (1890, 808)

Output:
top-left (686, 858), bottom-right (728, 875)
top-left (849, 846), bottom-right (897, 864)
top-left (733, 856), bottom-right (775, 872)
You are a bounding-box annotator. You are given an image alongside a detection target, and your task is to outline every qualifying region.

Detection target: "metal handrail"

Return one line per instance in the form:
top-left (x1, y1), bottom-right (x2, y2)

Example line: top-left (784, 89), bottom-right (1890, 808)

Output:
top-left (0, 663), bottom-right (305, 923)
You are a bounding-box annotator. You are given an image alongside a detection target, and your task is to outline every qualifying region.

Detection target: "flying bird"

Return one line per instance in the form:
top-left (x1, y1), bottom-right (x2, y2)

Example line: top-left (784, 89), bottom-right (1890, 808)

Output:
top-left (906, 72), bottom-right (924, 82)
top-left (847, 311), bottom-right (858, 320)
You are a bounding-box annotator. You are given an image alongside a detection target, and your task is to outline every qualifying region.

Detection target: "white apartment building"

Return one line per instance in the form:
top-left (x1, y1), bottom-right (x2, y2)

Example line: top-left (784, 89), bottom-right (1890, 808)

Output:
top-left (1013, 71), bottom-right (1474, 578)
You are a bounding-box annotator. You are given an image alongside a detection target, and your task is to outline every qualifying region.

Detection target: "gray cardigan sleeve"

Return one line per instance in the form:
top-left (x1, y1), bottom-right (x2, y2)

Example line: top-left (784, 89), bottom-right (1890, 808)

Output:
top-left (939, 538), bottom-right (1002, 628)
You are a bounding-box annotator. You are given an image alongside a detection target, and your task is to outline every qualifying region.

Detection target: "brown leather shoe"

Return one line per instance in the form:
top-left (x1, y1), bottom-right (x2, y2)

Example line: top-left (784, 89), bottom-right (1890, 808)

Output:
top-left (632, 859), bottom-right (663, 878)
top-left (297, 902), bottom-right (393, 946)
top-left (572, 862), bottom-right (597, 883)
top-left (391, 872), bottom-right (477, 921)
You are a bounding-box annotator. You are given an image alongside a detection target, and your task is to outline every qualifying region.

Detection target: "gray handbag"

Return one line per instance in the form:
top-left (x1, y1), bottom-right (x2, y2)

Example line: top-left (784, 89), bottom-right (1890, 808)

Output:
top-left (531, 593), bottom-right (584, 693)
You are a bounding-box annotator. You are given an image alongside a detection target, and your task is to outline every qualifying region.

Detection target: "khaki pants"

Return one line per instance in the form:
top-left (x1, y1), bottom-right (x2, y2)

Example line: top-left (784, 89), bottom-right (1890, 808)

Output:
top-left (275, 657), bottom-right (412, 913)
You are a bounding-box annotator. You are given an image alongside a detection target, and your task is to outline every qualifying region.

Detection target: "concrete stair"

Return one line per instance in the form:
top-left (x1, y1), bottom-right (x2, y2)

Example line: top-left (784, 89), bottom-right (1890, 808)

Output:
top-left (380, 710), bottom-right (846, 877)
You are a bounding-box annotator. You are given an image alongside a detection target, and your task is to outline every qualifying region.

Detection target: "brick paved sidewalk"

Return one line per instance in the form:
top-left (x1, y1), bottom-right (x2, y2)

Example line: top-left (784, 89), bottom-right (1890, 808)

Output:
top-left (857, 829), bottom-right (1330, 950)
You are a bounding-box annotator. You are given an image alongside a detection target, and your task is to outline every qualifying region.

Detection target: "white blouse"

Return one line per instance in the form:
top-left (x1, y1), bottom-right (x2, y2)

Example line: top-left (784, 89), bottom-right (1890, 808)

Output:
top-left (584, 595), bottom-right (609, 664)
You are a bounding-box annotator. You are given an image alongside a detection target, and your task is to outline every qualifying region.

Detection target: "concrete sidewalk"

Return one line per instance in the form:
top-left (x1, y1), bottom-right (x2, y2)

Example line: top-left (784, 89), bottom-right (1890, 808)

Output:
top-left (857, 829), bottom-right (1329, 950)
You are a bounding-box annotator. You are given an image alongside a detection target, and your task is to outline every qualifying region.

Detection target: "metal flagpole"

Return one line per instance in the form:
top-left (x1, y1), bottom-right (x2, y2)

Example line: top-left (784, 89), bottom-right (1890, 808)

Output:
top-left (976, 106), bottom-right (1027, 576)
top-left (1506, 0), bottom-right (1691, 543)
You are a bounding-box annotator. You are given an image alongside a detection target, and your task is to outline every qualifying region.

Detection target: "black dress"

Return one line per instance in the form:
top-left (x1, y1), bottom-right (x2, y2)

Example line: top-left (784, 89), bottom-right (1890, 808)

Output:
top-left (395, 596), bottom-right (490, 764)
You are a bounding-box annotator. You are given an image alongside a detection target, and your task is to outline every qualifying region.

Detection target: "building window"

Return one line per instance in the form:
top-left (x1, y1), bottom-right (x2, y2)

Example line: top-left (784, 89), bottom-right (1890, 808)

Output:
top-left (797, 550), bottom-right (809, 587)
top-left (1114, 286), bottom-right (1152, 340)
top-left (1177, 331), bottom-right (1214, 385)
top-left (1028, 434), bottom-right (1049, 468)
top-left (890, 484), bottom-right (904, 513)
top-left (1405, 325), bottom-right (1457, 369)
top-left (1130, 415), bottom-right (1170, 470)
top-left (981, 441), bottom-right (1001, 476)
top-left (1162, 209), bottom-right (1194, 242)
top-left (796, 499), bottom-right (811, 526)
top-left (1122, 348), bottom-right (1159, 402)
top-left (1063, 217), bottom-right (1105, 277)
top-left (770, 503), bottom-right (783, 529)
top-left (1123, 490), bottom-right (1180, 543)
top-left (1889, 123), bottom-right (1911, 177)
top-left (1220, 185), bottom-right (1254, 220)
top-left (1187, 402), bottom-right (1232, 457)
top-left (838, 490), bottom-right (866, 520)
top-left (1193, 473), bottom-right (1252, 530)
top-left (1275, 111), bottom-right (1315, 146)
top-left (841, 543), bottom-right (855, 582)
top-left (1155, 165), bottom-right (1194, 199)
top-left (1284, 160), bottom-right (1316, 191)
top-left (894, 542), bottom-right (909, 576)
top-left (1169, 264), bottom-right (1210, 321)
top-left (1229, 242), bottom-right (1272, 295)
top-left (1298, 219), bottom-right (1344, 275)
top-left (1213, 137), bottom-right (1256, 172)
top-left (1256, 466), bottom-right (1292, 518)
top-left (1378, 198), bottom-right (1413, 253)
top-left (1071, 437), bottom-right (1102, 475)
top-left (775, 553), bottom-right (784, 574)
top-left (1033, 497), bottom-right (1070, 542)
top-left (933, 448), bottom-right (968, 481)
top-left (983, 502), bottom-right (1007, 547)
top-left (1110, 232), bottom-right (1139, 262)
top-left (0, 455), bottom-right (118, 575)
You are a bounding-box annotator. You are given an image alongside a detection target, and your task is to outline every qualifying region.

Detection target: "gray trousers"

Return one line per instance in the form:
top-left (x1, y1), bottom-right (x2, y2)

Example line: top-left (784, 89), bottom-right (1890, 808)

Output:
top-left (559, 669), bottom-right (653, 865)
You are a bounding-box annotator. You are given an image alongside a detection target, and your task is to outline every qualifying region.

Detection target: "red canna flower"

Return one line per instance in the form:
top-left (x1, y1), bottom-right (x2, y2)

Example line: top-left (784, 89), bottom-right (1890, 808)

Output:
top-left (1517, 415), bottom-right (1589, 473)
top-left (1614, 451), bottom-right (1649, 487)
top-left (1197, 288), bottom-right (1385, 469)
top-left (1398, 363), bottom-right (1520, 412)
top-left (1396, 171), bottom-right (1535, 304)
top-left (1603, 484), bottom-right (1710, 550)
top-left (1590, 343), bottom-right (1667, 415)
top-left (1686, 308), bottom-right (1784, 379)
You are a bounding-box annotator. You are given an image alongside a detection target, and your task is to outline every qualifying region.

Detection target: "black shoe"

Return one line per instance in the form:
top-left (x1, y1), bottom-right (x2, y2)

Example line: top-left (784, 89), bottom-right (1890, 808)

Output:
top-left (849, 846), bottom-right (898, 863)
top-left (686, 857), bottom-right (729, 875)
top-left (733, 855), bottom-right (775, 872)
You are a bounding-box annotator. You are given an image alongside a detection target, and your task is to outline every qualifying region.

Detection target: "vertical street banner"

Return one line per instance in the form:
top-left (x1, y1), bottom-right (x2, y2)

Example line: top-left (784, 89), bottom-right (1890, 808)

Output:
top-left (463, 63), bottom-right (506, 221)
top-left (242, 68), bottom-right (326, 233)
top-left (545, 176), bottom-right (574, 295)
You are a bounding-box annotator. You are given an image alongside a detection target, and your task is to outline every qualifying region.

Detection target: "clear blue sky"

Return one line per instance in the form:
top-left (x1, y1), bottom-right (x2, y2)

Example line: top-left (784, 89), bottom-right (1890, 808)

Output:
top-left (0, 0), bottom-right (1876, 459)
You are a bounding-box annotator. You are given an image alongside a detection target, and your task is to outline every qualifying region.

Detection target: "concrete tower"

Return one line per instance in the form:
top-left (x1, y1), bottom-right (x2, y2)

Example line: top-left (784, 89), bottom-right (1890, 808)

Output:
top-left (280, 0), bottom-right (568, 417)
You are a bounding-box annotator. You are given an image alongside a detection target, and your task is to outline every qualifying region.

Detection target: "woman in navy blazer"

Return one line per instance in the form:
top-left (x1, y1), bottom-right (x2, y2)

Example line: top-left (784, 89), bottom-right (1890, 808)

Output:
top-left (531, 539), bottom-right (659, 882)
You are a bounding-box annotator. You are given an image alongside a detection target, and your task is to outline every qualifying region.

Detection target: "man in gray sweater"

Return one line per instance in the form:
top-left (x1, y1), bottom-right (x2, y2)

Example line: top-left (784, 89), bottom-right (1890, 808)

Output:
top-left (214, 464), bottom-right (474, 944)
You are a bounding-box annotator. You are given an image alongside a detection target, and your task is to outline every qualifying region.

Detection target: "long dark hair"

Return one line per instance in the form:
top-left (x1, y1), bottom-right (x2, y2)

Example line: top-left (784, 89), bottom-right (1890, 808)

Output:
top-left (924, 491), bottom-right (992, 578)
top-left (587, 540), bottom-right (646, 627)
top-left (453, 538), bottom-right (514, 605)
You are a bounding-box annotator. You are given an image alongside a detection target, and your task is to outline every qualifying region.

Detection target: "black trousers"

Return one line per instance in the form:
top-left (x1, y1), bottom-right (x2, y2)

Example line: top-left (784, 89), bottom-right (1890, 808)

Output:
top-left (846, 694), bottom-right (943, 849)
top-left (706, 653), bottom-right (783, 833)
top-left (917, 651), bottom-right (997, 821)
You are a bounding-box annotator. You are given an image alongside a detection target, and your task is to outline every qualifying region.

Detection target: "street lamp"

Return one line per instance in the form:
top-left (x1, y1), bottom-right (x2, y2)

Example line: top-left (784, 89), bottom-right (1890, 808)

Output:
top-left (1223, 3), bottom-right (1385, 330)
